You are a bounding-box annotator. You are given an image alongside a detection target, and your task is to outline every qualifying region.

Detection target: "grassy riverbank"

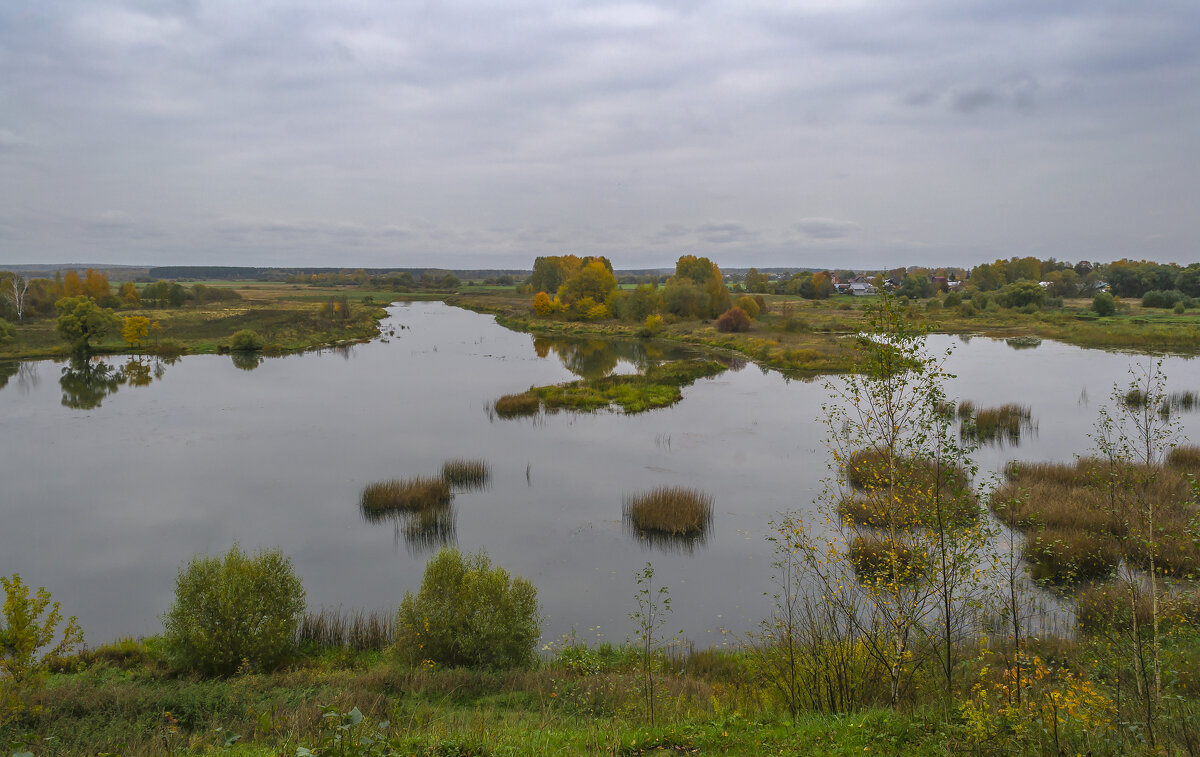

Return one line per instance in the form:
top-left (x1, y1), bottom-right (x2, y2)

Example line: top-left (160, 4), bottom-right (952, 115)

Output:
top-left (449, 290), bottom-right (1200, 377)
top-left (0, 283), bottom-right (432, 360)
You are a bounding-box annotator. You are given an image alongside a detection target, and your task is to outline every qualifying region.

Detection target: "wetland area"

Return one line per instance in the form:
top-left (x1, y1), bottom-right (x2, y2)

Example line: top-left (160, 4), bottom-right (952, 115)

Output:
top-left (5, 300), bottom-right (1200, 647)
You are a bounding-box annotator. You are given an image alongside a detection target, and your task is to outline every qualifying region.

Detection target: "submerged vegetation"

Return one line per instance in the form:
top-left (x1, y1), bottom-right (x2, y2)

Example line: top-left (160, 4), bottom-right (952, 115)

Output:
top-left (960, 402), bottom-right (1035, 444)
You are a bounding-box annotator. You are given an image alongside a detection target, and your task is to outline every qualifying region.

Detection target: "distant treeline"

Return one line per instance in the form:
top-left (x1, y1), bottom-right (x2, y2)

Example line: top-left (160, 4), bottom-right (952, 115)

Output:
top-left (146, 266), bottom-right (530, 281)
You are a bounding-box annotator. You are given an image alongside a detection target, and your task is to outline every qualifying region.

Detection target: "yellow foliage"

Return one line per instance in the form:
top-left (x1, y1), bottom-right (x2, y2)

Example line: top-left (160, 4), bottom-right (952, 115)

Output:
top-left (532, 291), bottom-right (555, 317)
top-left (960, 654), bottom-right (1112, 745)
top-left (121, 315), bottom-right (151, 349)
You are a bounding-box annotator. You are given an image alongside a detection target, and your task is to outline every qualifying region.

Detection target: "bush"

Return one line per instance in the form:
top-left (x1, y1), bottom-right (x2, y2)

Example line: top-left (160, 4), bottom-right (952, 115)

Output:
top-left (1141, 289), bottom-right (1184, 309)
top-left (162, 544), bottom-right (306, 675)
top-left (396, 548), bottom-right (540, 669)
top-left (715, 306), bottom-right (751, 333)
top-left (1092, 292), bottom-right (1116, 316)
top-left (735, 295), bottom-right (760, 319)
top-left (229, 329), bottom-right (264, 352)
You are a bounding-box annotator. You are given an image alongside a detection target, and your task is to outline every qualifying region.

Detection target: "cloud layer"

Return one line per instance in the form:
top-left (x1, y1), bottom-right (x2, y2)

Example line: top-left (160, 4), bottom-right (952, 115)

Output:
top-left (1, 1), bottom-right (1197, 268)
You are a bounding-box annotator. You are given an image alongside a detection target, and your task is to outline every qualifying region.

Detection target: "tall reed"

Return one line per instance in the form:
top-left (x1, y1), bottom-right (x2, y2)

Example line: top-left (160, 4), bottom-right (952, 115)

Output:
top-left (298, 607), bottom-right (396, 651)
top-left (442, 458), bottom-right (491, 489)
top-left (624, 487), bottom-right (714, 537)
top-left (360, 476), bottom-right (451, 515)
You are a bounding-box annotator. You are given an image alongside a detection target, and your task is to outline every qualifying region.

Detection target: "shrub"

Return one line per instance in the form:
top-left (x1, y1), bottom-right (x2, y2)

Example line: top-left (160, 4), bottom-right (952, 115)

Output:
top-left (1092, 292), bottom-right (1115, 316)
top-left (1141, 289), bottom-right (1184, 309)
top-left (1, 575), bottom-right (84, 721)
top-left (531, 291), bottom-right (555, 316)
top-left (848, 536), bottom-right (927, 584)
top-left (162, 544), bottom-right (306, 675)
top-left (715, 306), bottom-right (751, 333)
top-left (944, 291), bottom-right (962, 307)
top-left (395, 548), bottom-right (540, 669)
top-left (638, 313), bottom-right (665, 338)
top-left (229, 329), bottom-right (264, 352)
top-left (735, 295), bottom-right (760, 319)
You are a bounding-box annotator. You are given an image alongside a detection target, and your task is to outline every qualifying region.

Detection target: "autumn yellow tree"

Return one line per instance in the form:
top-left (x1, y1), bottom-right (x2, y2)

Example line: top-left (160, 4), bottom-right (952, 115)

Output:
top-left (121, 315), bottom-right (151, 350)
top-left (119, 281), bottom-right (140, 307)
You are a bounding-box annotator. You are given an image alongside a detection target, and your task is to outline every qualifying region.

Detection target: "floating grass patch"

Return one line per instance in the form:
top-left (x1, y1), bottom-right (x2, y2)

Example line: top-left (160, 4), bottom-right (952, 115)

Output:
top-left (496, 359), bottom-right (726, 417)
top-left (494, 392), bottom-right (541, 419)
top-left (993, 458), bottom-right (1200, 582)
top-left (960, 403), bottom-right (1035, 445)
top-left (623, 486), bottom-right (714, 537)
top-left (298, 608), bottom-right (395, 652)
top-left (442, 458), bottom-right (491, 489)
top-left (848, 536), bottom-right (927, 584)
top-left (360, 476), bottom-right (451, 515)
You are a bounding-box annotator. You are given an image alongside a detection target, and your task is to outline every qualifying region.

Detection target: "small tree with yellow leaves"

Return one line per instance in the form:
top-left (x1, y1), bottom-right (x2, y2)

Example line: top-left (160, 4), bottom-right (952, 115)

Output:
top-left (1, 574), bottom-right (84, 724)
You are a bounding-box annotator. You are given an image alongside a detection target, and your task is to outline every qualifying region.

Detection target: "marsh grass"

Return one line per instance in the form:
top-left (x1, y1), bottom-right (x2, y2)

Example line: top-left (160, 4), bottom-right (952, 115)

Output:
top-left (360, 476), bottom-right (451, 515)
top-left (624, 487), bottom-right (714, 537)
top-left (399, 502), bottom-right (457, 554)
top-left (994, 458), bottom-right (1200, 582)
top-left (299, 608), bottom-right (395, 651)
top-left (960, 403), bottom-right (1035, 445)
top-left (441, 458), bottom-right (491, 489)
top-left (494, 393), bottom-right (541, 418)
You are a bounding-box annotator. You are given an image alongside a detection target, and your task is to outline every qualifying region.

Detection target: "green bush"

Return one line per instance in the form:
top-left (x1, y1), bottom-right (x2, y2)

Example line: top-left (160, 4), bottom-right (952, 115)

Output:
top-left (1092, 292), bottom-right (1116, 316)
top-left (229, 329), bottom-right (264, 352)
top-left (396, 548), bottom-right (540, 669)
top-left (162, 544), bottom-right (306, 675)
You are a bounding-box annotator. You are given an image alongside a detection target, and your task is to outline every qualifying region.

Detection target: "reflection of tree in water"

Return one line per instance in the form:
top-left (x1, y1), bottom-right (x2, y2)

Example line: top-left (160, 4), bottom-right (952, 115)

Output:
top-left (533, 336), bottom-right (668, 379)
top-left (360, 500), bottom-right (457, 556)
top-left (0, 361), bottom-right (17, 391)
top-left (59, 357), bottom-right (123, 410)
top-left (121, 358), bottom-right (153, 387)
top-left (231, 351), bottom-right (263, 371)
top-left (58, 356), bottom-right (171, 409)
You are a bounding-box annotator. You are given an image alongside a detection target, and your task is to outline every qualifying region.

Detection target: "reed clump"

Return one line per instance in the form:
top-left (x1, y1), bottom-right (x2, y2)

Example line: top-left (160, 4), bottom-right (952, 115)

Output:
top-left (993, 457), bottom-right (1200, 582)
top-left (442, 458), bottom-right (491, 489)
top-left (298, 607), bottom-right (395, 651)
top-left (961, 403), bottom-right (1034, 444)
top-left (1168, 444), bottom-right (1200, 470)
top-left (360, 476), bottom-right (451, 514)
top-left (494, 393), bottom-right (541, 418)
top-left (624, 487), bottom-right (714, 536)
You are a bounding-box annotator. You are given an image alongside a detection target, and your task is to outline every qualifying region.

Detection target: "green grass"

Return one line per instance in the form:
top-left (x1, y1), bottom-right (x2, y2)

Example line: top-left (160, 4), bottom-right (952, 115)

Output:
top-left (494, 359), bottom-right (727, 417)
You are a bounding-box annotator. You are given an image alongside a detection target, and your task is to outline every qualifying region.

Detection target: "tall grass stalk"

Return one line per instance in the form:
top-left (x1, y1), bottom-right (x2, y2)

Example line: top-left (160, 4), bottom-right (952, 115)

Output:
top-left (623, 487), bottom-right (714, 537)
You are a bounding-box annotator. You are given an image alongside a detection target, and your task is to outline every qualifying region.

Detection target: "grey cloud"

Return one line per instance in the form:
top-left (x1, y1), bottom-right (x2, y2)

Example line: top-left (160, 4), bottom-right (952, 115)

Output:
top-left (794, 218), bottom-right (858, 240)
top-left (696, 222), bottom-right (757, 245)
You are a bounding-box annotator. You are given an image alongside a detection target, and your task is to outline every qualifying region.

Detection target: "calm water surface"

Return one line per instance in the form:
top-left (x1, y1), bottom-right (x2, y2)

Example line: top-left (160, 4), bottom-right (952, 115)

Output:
top-left (3, 302), bottom-right (1199, 646)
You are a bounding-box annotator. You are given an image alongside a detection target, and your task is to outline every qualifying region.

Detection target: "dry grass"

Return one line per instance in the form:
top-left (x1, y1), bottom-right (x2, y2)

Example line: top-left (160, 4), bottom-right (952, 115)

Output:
top-left (1168, 444), bottom-right (1200, 470)
top-left (494, 393), bottom-right (540, 418)
top-left (623, 487), bottom-right (714, 536)
top-left (993, 457), bottom-right (1200, 582)
top-left (961, 403), bottom-right (1034, 445)
top-left (441, 458), bottom-right (491, 489)
top-left (360, 476), bottom-right (451, 514)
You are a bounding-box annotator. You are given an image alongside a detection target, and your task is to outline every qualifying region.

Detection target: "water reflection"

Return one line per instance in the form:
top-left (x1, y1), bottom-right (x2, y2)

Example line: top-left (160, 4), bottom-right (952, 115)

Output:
top-left (361, 501), bottom-right (458, 556)
top-left (0, 361), bottom-right (17, 390)
top-left (623, 522), bottom-right (712, 555)
top-left (231, 351), bottom-right (263, 371)
top-left (58, 356), bottom-right (172, 409)
top-left (532, 336), bottom-right (700, 379)
top-left (59, 358), bottom-right (123, 410)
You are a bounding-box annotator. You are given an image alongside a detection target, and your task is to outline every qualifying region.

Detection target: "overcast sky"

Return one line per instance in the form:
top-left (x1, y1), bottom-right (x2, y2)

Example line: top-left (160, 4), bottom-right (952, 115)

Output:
top-left (1, 1), bottom-right (1197, 270)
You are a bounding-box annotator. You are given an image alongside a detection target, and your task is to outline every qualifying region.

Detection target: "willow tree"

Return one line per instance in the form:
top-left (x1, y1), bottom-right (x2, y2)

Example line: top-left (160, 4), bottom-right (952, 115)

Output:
top-left (778, 296), bottom-right (988, 708)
